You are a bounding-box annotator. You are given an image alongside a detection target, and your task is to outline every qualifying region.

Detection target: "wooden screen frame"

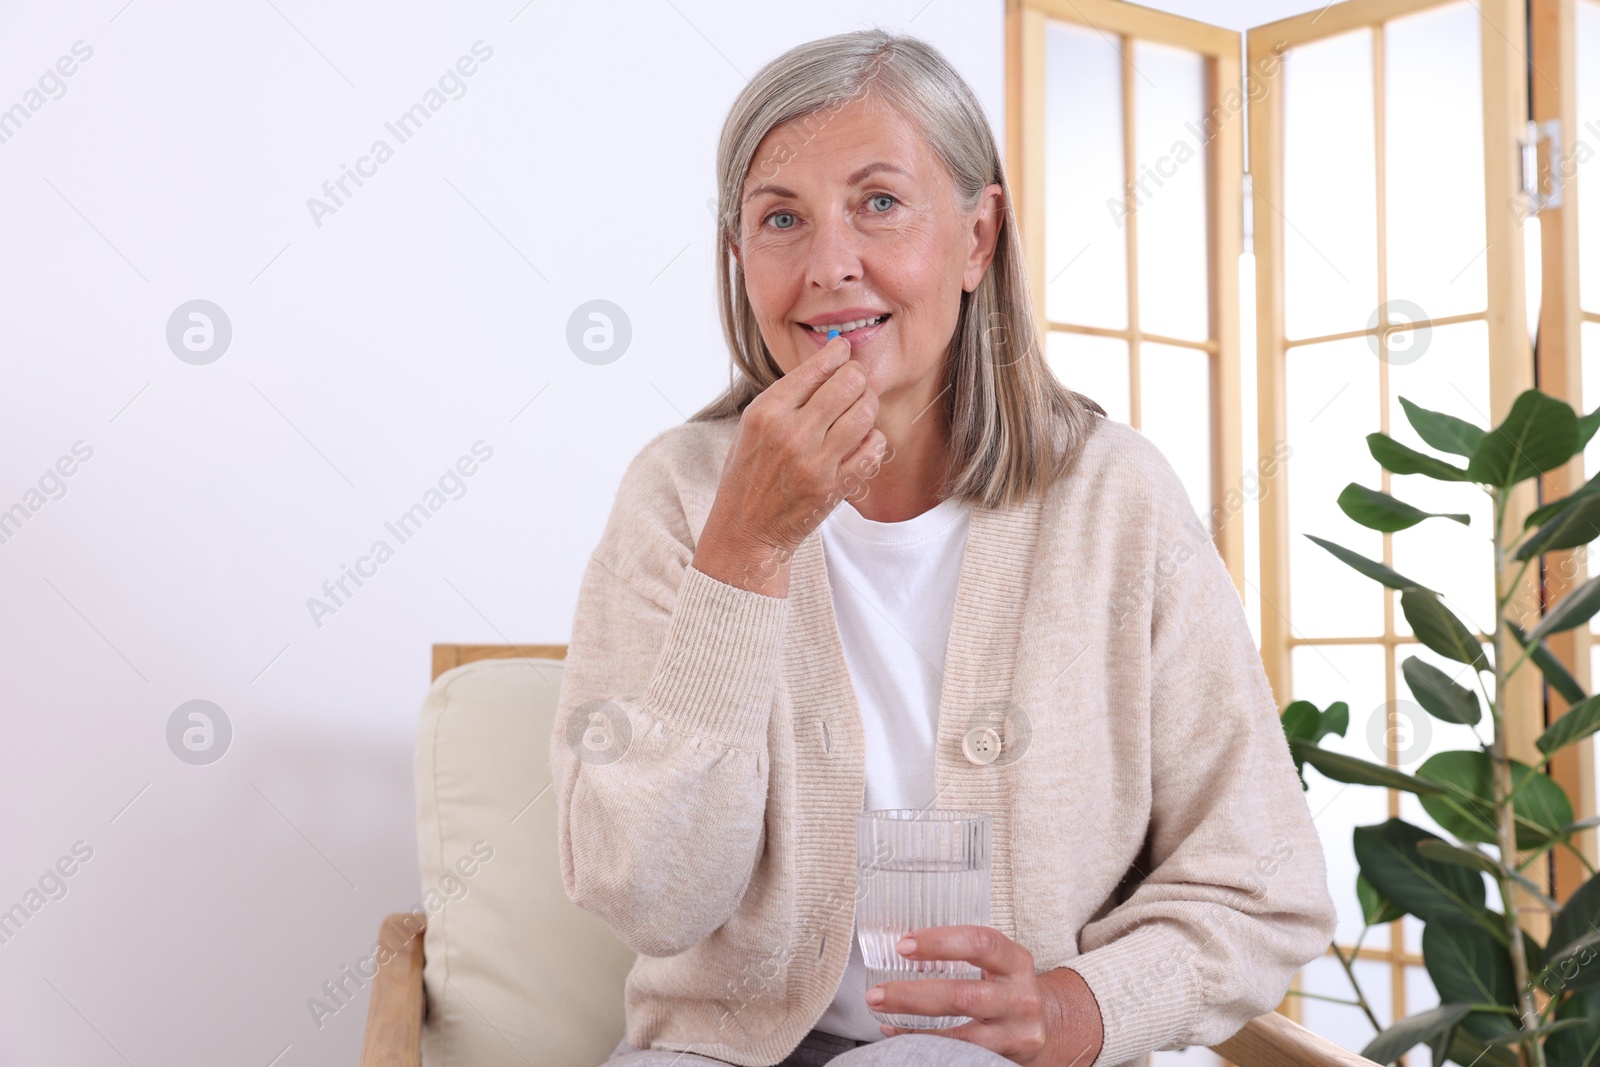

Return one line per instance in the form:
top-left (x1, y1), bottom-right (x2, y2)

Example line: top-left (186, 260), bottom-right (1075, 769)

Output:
top-left (1246, 0), bottom-right (1573, 1043)
top-left (1005, 0), bottom-right (1246, 593)
top-left (1532, 0), bottom-right (1600, 901)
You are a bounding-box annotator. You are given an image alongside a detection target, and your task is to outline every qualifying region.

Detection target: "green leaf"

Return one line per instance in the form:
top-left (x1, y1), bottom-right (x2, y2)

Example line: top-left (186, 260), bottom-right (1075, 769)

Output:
top-left (1581, 405), bottom-right (1600, 450)
top-left (1514, 492), bottom-right (1600, 561)
top-left (1291, 738), bottom-right (1449, 796)
top-left (1362, 1003), bottom-right (1474, 1064)
top-left (1546, 984), bottom-right (1600, 1064)
top-left (1353, 818), bottom-right (1488, 929)
top-left (1369, 432), bottom-right (1474, 481)
top-left (1448, 1028), bottom-right (1518, 1067)
top-left (1416, 839), bottom-right (1501, 877)
top-left (1444, 1028), bottom-right (1518, 1067)
top-left (1541, 927), bottom-right (1600, 997)
top-left (1548, 870), bottom-right (1600, 995)
top-left (1466, 389), bottom-right (1582, 486)
top-left (1524, 469), bottom-right (1600, 530)
top-left (1402, 656), bottom-right (1482, 726)
top-left (1401, 589), bottom-right (1490, 671)
top-left (1398, 397), bottom-right (1487, 458)
top-left (1537, 693), bottom-right (1600, 757)
top-left (1483, 1017), bottom-right (1586, 1043)
top-left (1281, 699), bottom-right (1348, 743)
top-left (1358, 871), bottom-right (1407, 926)
top-left (1280, 700), bottom-right (1349, 789)
top-left (1337, 482), bottom-right (1471, 533)
top-left (1529, 573), bottom-right (1600, 645)
top-left (1423, 919), bottom-right (1517, 1042)
top-left (1305, 534), bottom-right (1432, 592)
top-left (1415, 751), bottom-right (1574, 850)
top-left (1507, 621), bottom-right (1588, 706)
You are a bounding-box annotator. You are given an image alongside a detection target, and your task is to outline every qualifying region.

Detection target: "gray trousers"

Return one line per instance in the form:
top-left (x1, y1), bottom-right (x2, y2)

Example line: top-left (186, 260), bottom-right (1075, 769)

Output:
top-left (603, 1028), bottom-right (1016, 1067)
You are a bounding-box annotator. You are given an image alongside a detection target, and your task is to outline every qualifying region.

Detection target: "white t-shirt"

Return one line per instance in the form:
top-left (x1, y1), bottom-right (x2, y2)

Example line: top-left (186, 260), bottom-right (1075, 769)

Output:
top-left (811, 493), bottom-right (973, 1042)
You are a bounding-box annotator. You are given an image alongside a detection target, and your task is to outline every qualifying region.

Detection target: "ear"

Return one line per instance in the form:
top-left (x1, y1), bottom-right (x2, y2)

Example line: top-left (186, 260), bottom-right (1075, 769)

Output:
top-left (961, 184), bottom-right (1005, 293)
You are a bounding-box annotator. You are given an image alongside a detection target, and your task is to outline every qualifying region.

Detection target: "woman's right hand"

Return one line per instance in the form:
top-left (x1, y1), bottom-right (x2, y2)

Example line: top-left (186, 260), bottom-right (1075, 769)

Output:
top-left (692, 336), bottom-right (887, 597)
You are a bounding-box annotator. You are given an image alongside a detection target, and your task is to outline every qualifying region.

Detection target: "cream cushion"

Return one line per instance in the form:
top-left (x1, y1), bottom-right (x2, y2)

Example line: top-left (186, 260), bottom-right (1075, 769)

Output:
top-left (416, 657), bottom-right (636, 1067)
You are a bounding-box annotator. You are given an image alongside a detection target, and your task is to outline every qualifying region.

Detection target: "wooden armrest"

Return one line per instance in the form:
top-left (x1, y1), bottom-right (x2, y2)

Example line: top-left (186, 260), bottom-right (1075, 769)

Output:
top-left (1210, 1010), bottom-right (1381, 1067)
top-left (359, 913), bottom-right (426, 1067)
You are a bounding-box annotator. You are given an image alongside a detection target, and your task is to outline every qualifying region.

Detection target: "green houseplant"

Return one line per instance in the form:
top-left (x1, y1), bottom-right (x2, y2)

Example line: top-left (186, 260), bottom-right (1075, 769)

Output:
top-left (1282, 388), bottom-right (1600, 1067)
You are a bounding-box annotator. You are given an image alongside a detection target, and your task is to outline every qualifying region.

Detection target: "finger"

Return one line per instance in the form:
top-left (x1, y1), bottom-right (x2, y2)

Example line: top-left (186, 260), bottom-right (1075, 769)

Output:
top-left (836, 429), bottom-right (888, 494)
top-left (770, 335), bottom-right (853, 408)
top-left (898, 926), bottom-right (1031, 978)
top-left (820, 383), bottom-right (878, 462)
top-left (867, 977), bottom-right (1001, 1023)
top-left (801, 357), bottom-right (871, 437)
top-left (879, 1019), bottom-right (1012, 1054)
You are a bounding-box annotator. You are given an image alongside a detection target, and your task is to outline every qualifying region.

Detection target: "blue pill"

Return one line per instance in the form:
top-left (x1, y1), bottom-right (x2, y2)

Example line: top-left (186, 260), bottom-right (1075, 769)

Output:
top-left (828, 328), bottom-right (840, 340)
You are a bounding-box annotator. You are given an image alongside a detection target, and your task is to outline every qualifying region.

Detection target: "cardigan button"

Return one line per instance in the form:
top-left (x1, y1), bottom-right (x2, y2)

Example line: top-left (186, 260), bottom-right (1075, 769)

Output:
top-left (961, 726), bottom-right (1001, 766)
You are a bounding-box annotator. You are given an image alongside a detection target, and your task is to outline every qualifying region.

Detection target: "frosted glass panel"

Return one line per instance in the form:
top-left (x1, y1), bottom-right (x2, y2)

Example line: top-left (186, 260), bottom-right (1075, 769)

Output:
top-left (1140, 344), bottom-right (1212, 524)
top-left (1294, 644), bottom-right (1391, 949)
top-left (1287, 338), bottom-right (1384, 637)
top-left (1134, 39), bottom-right (1209, 342)
top-left (1283, 28), bottom-right (1379, 341)
top-left (1579, 1), bottom-right (1600, 315)
top-left (1384, 2), bottom-right (1486, 319)
top-left (1385, 321), bottom-right (1494, 638)
top-left (1045, 21), bottom-right (1127, 329)
top-left (1046, 331), bottom-right (1129, 424)
top-left (1300, 954), bottom-right (1392, 1056)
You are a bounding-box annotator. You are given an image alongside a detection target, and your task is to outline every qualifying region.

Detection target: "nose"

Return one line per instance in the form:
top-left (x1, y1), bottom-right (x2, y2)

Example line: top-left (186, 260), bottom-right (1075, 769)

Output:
top-left (803, 207), bottom-right (864, 290)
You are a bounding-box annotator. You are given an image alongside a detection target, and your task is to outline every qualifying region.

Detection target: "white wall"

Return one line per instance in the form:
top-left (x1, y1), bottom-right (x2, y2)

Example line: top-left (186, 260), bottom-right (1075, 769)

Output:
top-left (0, 3), bottom-right (1006, 1064)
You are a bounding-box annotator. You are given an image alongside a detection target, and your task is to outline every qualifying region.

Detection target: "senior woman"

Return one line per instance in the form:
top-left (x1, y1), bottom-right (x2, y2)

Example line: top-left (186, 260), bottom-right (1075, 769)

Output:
top-left (552, 27), bottom-right (1336, 1067)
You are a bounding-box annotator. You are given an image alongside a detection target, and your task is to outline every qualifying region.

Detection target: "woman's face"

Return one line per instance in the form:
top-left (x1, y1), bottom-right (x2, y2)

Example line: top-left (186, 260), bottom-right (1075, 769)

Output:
top-left (733, 97), bottom-right (1003, 415)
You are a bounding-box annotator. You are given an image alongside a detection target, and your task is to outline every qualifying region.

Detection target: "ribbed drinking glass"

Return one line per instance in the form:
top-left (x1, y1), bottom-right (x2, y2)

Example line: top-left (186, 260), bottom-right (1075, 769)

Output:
top-left (855, 809), bottom-right (992, 1030)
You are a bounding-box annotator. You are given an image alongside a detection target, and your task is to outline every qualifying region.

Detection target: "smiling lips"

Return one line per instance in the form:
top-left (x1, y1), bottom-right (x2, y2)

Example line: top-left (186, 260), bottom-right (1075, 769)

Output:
top-left (798, 312), bottom-right (891, 348)
top-left (803, 312), bottom-right (890, 334)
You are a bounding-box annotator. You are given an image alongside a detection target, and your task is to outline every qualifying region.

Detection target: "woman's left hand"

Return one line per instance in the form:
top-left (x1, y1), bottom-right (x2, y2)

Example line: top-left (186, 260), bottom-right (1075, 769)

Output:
top-left (865, 925), bottom-right (1104, 1067)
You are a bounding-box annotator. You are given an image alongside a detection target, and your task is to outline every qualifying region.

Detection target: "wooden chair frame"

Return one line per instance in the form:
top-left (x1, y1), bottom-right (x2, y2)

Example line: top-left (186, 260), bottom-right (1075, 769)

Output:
top-left (358, 644), bottom-right (1378, 1067)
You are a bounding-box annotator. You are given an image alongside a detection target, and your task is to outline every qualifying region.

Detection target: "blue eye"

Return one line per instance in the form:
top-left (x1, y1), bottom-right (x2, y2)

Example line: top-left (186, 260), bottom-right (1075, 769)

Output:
top-left (765, 210), bottom-right (796, 230)
top-left (869, 194), bottom-right (896, 212)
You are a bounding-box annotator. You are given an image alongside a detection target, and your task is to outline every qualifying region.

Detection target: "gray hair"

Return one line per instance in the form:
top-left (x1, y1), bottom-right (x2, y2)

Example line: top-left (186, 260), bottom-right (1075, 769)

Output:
top-left (690, 26), bottom-right (1104, 509)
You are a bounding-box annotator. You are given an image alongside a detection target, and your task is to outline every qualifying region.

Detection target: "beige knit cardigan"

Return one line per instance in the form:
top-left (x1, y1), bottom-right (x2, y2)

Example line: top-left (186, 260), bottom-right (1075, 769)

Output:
top-left (551, 412), bottom-right (1337, 1067)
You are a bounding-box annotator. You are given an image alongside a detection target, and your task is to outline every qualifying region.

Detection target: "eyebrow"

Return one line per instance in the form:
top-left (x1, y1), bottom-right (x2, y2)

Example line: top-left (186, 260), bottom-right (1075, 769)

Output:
top-left (742, 161), bottom-right (912, 205)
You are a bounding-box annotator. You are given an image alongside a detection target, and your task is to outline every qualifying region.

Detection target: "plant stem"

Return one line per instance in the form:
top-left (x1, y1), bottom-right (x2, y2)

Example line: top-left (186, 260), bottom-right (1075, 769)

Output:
top-left (1283, 989), bottom-right (1366, 1008)
top-left (1492, 485), bottom-right (1549, 1067)
top-left (1329, 939), bottom-right (1384, 1033)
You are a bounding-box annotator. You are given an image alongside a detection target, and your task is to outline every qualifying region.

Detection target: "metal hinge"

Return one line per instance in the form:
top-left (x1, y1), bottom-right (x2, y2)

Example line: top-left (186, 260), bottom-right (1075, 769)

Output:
top-left (1521, 119), bottom-right (1564, 216)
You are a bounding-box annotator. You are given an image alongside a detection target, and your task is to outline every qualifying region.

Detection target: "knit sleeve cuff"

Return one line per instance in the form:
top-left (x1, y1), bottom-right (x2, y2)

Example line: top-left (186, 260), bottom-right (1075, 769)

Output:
top-left (1062, 925), bottom-right (1204, 1067)
top-left (640, 562), bottom-right (789, 753)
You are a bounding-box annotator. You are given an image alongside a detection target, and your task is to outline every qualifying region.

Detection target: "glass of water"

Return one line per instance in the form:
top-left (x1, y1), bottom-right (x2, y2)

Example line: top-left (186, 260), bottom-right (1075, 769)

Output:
top-left (856, 809), bottom-right (992, 1030)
